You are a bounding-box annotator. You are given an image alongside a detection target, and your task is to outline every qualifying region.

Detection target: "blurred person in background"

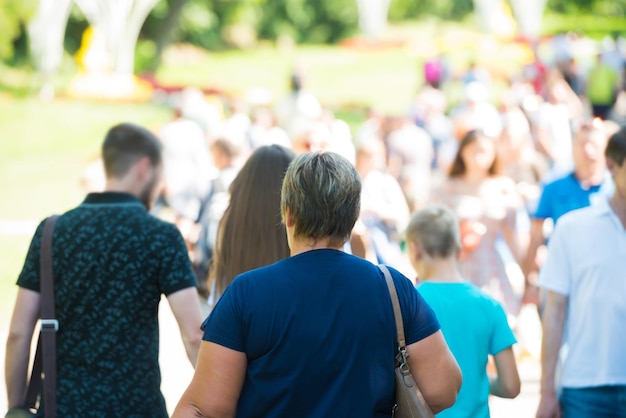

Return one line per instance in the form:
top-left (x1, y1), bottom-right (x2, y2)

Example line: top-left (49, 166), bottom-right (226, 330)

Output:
top-left (498, 88), bottom-right (546, 180)
top-left (432, 129), bottom-right (526, 321)
top-left (246, 107), bottom-right (291, 150)
top-left (450, 81), bottom-right (502, 142)
top-left (291, 121), bottom-right (331, 155)
top-left (497, 90), bottom-right (548, 216)
top-left (355, 137), bottom-right (411, 268)
top-left (321, 109), bottom-right (356, 165)
top-left (536, 125), bottom-right (626, 418)
top-left (586, 52), bottom-right (620, 121)
top-left (193, 137), bottom-right (243, 297)
top-left (206, 145), bottom-right (295, 309)
top-left (523, 119), bottom-right (615, 305)
top-left (409, 82), bottom-right (456, 176)
top-left (275, 65), bottom-right (323, 139)
top-left (158, 91), bottom-right (215, 252)
top-left (385, 116), bottom-right (434, 211)
top-left (533, 72), bottom-right (585, 180)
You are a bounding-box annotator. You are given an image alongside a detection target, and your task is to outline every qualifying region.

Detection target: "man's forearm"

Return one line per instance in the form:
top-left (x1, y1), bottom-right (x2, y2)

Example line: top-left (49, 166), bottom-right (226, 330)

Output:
top-left (523, 221), bottom-right (545, 277)
top-left (5, 334), bottom-right (31, 408)
top-left (539, 292), bottom-right (567, 395)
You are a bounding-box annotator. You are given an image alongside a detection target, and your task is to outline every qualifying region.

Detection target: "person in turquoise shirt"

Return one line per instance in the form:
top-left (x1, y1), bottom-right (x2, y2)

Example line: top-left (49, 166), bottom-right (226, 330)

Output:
top-left (407, 204), bottom-right (520, 417)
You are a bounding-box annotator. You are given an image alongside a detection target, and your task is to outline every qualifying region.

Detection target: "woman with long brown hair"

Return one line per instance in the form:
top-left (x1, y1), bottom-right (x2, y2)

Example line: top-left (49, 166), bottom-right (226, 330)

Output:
top-left (207, 144), bottom-right (295, 306)
top-left (433, 129), bottom-right (527, 321)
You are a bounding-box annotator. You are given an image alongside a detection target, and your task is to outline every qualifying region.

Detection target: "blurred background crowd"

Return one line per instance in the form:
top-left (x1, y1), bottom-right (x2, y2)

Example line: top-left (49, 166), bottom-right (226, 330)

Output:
top-left (2, 0), bottom-right (626, 414)
top-left (74, 28), bottom-right (623, 325)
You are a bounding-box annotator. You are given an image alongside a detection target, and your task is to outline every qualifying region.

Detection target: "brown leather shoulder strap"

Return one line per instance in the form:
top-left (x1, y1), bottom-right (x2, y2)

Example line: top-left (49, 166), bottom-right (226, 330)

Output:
top-left (39, 215), bottom-right (59, 418)
top-left (40, 215), bottom-right (59, 327)
top-left (379, 264), bottom-right (406, 349)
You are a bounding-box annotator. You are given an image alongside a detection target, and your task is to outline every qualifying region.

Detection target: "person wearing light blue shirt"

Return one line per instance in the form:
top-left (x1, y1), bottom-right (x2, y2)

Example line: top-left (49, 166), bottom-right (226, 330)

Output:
top-left (536, 125), bottom-right (626, 418)
top-left (523, 120), bottom-right (615, 301)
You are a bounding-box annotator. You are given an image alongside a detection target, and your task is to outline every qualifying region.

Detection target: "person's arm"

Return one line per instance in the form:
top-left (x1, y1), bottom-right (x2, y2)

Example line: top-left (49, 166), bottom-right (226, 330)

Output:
top-left (167, 287), bottom-right (204, 367)
top-left (523, 218), bottom-right (546, 278)
top-left (406, 330), bottom-right (462, 414)
top-left (489, 347), bottom-right (521, 398)
top-left (5, 288), bottom-right (40, 408)
top-left (500, 178), bottom-right (526, 263)
top-left (172, 341), bottom-right (247, 418)
top-left (536, 290), bottom-right (568, 418)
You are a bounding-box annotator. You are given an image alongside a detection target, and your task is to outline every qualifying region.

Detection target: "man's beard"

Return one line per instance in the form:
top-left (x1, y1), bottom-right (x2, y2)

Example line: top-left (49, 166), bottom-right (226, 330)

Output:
top-left (139, 174), bottom-right (158, 210)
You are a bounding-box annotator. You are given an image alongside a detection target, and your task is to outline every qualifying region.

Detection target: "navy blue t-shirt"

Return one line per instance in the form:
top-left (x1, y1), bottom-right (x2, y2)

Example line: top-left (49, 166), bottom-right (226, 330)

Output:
top-left (203, 249), bottom-right (440, 418)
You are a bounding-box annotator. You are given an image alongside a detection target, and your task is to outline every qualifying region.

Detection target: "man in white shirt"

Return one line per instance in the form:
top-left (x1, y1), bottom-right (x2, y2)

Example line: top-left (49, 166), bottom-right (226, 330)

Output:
top-left (536, 126), bottom-right (626, 418)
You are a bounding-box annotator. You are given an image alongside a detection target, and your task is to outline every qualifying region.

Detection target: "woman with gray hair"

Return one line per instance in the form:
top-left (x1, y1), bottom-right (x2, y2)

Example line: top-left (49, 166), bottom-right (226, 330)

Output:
top-left (173, 151), bottom-right (461, 418)
top-left (406, 204), bottom-right (520, 417)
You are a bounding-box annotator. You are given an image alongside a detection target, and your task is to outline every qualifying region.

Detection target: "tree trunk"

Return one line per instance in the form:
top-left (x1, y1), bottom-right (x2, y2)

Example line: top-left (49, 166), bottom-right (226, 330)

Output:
top-left (147, 0), bottom-right (189, 74)
top-left (74, 0), bottom-right (159, 75)
top-left (356, 0), bottom-right (390, 40)
top-left (510, 0), bottom-right (547, 41)
top-left (28, 0), bottom-right (73, 76)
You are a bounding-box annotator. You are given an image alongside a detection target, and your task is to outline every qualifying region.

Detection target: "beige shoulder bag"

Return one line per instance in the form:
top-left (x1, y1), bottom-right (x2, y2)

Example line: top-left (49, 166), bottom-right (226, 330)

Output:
top-left (379, 264), bottom-right (435, 418)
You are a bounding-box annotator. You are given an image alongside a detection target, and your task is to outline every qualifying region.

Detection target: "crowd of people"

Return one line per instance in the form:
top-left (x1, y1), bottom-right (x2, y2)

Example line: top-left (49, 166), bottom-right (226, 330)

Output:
top-left (5, 32), bottom-right (626, 418)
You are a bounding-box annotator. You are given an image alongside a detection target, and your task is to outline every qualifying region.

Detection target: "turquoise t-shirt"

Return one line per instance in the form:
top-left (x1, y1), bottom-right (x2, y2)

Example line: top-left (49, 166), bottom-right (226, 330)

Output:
top-left (417, 282), bottom-right (516, 418)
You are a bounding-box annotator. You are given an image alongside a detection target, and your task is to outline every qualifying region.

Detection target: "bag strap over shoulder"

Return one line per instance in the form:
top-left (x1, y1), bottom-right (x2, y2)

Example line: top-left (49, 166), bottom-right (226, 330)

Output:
top-left (40, 214), bottom-right (59, 418)
top-left (379, 264), bottom-right (406, 350)
top-left (24, 215), bottom-right (59, 417)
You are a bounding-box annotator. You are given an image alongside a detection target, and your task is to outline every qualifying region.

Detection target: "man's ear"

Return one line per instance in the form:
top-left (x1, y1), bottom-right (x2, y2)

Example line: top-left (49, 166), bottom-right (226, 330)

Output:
top-left (135, 156), bottom-right (152, 180)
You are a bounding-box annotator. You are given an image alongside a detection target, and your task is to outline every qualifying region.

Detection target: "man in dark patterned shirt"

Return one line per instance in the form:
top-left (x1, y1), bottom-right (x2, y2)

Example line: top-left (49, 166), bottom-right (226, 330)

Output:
top-left (5, 123), bottom-right (203, 417)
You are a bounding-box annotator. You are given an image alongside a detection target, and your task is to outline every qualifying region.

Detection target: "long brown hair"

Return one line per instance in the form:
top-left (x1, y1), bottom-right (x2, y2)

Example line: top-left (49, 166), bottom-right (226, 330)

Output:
top-left (209, 145), bottom-right (295, 300)
top-left (448, 129), bottom-right (499, 178)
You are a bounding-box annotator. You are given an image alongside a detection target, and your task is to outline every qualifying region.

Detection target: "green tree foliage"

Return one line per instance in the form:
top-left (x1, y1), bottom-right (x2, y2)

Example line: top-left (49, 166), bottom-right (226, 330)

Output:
top-left (389, 0), bottom-right (473, 21)
top-left (143, 0), bottom-right (357, 50)
top-left (255, 0), bottom-right (358, 43)
top-left (3, 0), bottom-right (626, 71)
top-left (547, 0), bottom-right (626, 14)
top-left (0, 0), bottom-right (36, 60)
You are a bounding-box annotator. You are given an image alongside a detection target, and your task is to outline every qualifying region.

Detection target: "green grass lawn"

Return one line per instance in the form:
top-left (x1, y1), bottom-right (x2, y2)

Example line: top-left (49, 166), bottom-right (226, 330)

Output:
top-left (154, 19), bottom-right (529, 115)
top-left (157, 44), bottom-right (427, 115)
top-left (0, 96), bottom-right (171, 219)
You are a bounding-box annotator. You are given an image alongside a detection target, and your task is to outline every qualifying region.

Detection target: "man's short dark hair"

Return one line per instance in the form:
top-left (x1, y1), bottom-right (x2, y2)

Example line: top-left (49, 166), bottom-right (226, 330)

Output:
top-left (605, 125), bottom-right (626, 167)
top-left (102, 123), bottom-right (162, 179)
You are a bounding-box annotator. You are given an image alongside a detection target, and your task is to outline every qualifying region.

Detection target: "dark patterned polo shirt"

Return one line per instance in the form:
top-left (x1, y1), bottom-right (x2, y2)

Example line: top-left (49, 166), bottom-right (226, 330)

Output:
top-left (17, 192), bottom-right (197, 417)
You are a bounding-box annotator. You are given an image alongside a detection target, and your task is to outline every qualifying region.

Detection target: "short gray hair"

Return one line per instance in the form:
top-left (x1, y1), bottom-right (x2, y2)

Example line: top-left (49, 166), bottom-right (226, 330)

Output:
top-left (406, 205), bottom-right (461, 258)
top-left (281, 151), bottom-right (361, 247)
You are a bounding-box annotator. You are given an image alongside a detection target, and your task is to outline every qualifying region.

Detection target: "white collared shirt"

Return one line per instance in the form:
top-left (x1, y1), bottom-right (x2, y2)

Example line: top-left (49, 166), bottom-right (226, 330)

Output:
top-left (539, 198), bottom-right (626, 387)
